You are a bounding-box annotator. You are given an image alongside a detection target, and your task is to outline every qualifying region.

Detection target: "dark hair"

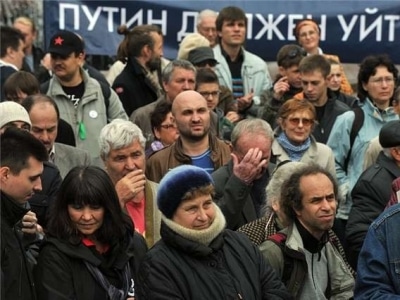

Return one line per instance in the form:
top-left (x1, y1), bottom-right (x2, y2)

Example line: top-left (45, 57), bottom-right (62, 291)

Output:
top-left (195, 68), bottom-right (219, 89)
top-left (22, 94), bottom-right (60, 120)
top-left (128, 25), bottom-right (162, 58)
top-left (357, 54), bottom-right (398, 102)
top-left (1, 127), bottom-right (48, 174)
top-left (276, 44), bottom-right (306, 68)
top-left (299, 54), bottom-right (331, 78)
top-left (280, 164), bottom-right (338, 222)
top-left (0, 26), bottom-right (25, 57)
top-left (216, 6), bottom-right (247, 32)
top-left (47, 166), bottom-right (131, 244)
top-left (3, 71), bottom-right (40, 102)
top-left (150, 100), bottom-right (172, 136)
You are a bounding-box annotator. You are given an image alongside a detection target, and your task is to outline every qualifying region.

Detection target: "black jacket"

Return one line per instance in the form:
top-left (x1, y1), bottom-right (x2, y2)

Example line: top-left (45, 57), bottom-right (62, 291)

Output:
top-left (0, 65), bottom-right (17, 100)
top-left (313, 96), bottom-right (350, 144)
top-left (1, 191), bottom-right (36, 300)
top-left (137, 222), bottom-right (292, 300)
top-left (28, 162), bottom-right (62, 228)
top-left (212, 160), bottom-right (275, 230)
top-left (346, 152), bottom-right (400, 269)
top-left (112, 58), bottom-right (159, 116)
top-left (34, 229), bottom-right (147, 300)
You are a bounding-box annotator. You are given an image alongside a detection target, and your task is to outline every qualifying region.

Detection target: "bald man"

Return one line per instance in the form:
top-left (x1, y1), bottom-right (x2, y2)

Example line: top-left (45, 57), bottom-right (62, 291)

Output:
top-left (146, 90), bottom-right (231, 182)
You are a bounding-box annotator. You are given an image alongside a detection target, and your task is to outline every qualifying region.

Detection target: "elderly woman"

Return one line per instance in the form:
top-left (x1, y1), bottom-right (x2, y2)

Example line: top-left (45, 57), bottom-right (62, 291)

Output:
top-left (137, 165), bottom-right (292, 300)
top-left (35, 166), bottom-right (147, 300)
top-left (272, 98), bottom-right (336, 176)
top-left (238, 161), bottom-right (307, 245)
top-left (146, 100), bottom-right (179, 158)
top-left (293, 18), bottom-right (353, 95)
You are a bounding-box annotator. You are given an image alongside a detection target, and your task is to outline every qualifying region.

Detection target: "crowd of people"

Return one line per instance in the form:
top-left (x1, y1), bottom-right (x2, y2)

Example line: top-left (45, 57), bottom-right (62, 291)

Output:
top-left (1, 5), bottom-right (400, 300)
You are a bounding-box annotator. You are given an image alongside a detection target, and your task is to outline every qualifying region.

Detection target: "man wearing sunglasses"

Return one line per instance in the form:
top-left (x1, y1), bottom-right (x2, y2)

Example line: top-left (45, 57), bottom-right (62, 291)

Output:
top-left (43, 30), bottom-right (127, 167)
top-left (259, 44), bottom-right (305, 128)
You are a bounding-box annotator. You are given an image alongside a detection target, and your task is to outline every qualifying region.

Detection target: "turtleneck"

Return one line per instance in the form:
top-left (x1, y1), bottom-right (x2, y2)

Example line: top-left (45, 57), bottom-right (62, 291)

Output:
top-left (0, 191), bottom-right (30, 227)
top-left (162, 204), bottom-right (226, 246)
top-left (295, 218), bottom-right (328, 259)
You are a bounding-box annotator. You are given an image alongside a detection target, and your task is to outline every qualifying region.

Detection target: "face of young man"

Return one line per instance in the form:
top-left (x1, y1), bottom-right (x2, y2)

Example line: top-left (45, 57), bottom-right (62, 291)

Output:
top-left (301, 70), bottom-right (329, 107)
top-left (295, 173), bottom-right (336, 240)
top-left (279, 65), bottom-right (302, 89)
top-left (196, 82), bottom-right (220, 110)
top-left (218, 19), bottom-right (246, 48)
top-left (1, 156), bottom-right (43, 204)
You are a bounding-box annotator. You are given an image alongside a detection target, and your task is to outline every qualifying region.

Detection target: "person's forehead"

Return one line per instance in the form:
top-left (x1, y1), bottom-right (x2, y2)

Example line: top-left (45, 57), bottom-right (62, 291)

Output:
top-left (110, 139), bottom-right (143, 153)
top-left (171, 68), bottom-right (195, 80)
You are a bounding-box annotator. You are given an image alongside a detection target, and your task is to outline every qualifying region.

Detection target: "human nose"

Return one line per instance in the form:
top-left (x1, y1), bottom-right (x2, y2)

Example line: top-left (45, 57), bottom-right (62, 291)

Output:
top-left (33, 177), bottom-right (42, 192)
top-left (197, 208), bottom-right (207, 221)
top-left (125, 157), bottom-right (136, 171)
top-left (81, 207), bottom-right (94, 221)
top-left (41, 131), bottom-right (50, 143)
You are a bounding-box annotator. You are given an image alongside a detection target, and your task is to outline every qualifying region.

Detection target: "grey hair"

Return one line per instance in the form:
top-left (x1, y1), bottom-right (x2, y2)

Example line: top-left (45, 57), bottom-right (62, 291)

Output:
top-left (161, 59), bottom-right (197, 84)
top-left (264, 161), bottom-right (308, 210)
top-left (197, 9), bottom-right (218, 27)
top-left (383, 147), bottom-right (400, 159)
top-left (231, 119), bottom-right (274, 150)
top-left (99, 119), bottom-right (146, 160)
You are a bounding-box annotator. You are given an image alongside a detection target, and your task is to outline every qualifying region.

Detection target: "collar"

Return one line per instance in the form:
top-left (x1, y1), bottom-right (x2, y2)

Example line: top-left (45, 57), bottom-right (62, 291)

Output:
top-left (220, 45), bottom-right (244, 63)
top-left (0, 59), bottom-right (18, 71)
top-left (0, 191), bottom-right (30, 226)
top-left (49, 144), bottom-right (56, 163)
top-left (295, 218), bottom-right (329, 255)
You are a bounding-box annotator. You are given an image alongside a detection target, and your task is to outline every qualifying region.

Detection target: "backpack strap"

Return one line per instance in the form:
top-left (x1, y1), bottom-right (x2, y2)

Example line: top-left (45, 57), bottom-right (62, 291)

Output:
top-left (267, 232), bottom-right (293, 284)
top-left (344, 107), bottom-right (364, 171)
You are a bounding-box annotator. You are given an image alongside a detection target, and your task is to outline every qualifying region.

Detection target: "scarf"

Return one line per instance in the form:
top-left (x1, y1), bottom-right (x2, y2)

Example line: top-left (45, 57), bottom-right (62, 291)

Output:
top-left (276, 131), bottom-right (310, 162)
top-left (162, 204), bottom-right (226, 246)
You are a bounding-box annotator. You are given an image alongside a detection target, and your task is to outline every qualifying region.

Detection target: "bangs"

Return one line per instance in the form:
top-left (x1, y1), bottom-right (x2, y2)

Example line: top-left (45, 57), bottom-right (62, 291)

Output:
top-left (66, 181), bottom-right (105, 207)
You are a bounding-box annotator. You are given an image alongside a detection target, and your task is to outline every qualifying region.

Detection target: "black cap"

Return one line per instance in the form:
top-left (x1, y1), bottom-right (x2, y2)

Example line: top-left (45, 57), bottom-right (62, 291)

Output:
top-left (379, 120), bottom-right (400, 148)
top-left (47, 30), bottom-right (84, 56)
top-left (188, 47), bottom-right (218, 65)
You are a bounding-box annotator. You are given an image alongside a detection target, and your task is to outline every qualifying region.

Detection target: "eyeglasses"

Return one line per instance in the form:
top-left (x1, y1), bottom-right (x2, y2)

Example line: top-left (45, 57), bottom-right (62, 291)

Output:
top-left (369, 77), bottom-right (395, 86)
top-left (199, 90), bottom-right (220, 98)
top-left (287, 117), bottom-right (314, 126)
top-left (160, 123), bottom-right (176, 130)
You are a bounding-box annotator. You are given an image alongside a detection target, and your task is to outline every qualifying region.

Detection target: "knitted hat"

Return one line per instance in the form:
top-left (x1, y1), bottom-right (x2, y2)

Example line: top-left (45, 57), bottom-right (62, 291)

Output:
top-left (177, 33), bottom-right (210, 60)
top-left (379, 120), bottom-right (400, 148)
top-left (48, 30), bottom-right (84, 56)
top-left (157, 165), bottom-right (214, 218)
top-left (0, 101), bottom-right (31, 129)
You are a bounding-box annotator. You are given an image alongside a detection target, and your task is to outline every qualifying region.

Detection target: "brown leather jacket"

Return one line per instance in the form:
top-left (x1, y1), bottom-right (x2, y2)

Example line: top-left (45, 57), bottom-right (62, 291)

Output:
top-left (145, 135), bottom-right (231, 183)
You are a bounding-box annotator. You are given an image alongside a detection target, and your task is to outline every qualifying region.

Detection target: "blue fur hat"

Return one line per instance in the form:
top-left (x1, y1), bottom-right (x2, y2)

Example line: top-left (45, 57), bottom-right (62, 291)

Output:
top-left (157, 165), bottom-right (214, 218)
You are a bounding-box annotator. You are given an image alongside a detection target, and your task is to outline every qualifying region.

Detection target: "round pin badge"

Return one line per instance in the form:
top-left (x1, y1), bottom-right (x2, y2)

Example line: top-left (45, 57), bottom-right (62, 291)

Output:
top-left (89, 110), bottom-right (98, 118)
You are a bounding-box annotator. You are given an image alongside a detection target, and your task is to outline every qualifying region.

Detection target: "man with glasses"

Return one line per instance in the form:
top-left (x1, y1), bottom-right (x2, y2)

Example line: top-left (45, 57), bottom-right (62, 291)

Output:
top-left (259, 44), bottom-right (305, 128)
top-left (43, 30), bottom-right (127, 167)
top-left (197, 9), bottom-right (218, 48)
top-left (212, 118), bottom-right (275, 230)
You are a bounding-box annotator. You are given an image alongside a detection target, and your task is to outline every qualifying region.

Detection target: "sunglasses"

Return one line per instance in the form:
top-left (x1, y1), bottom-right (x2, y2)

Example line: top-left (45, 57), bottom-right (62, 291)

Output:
top-left (196, 60), bottom-right (217, 68)
top-left (160, 123), bottom-right (176, 130)
top-left (287, 117), bottom-right (314, 126)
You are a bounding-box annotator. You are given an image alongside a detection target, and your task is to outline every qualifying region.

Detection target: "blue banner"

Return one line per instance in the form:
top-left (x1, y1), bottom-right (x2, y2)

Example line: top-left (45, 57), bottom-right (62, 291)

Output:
top-left (43, 0), bottom-right (400, 63)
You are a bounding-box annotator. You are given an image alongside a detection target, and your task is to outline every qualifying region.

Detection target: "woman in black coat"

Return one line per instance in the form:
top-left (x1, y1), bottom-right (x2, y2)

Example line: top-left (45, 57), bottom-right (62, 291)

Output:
top-left (137, 165), bottom-right (292, 300)
top-left (34, 166), bottom-right (147, 300)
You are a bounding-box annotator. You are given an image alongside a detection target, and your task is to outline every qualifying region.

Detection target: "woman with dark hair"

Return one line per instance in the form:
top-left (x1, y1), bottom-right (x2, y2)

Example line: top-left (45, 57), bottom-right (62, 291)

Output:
top-left (34, 166), bottom-right (147, 300)
top-left (327, 54), bottom-right (399, 246)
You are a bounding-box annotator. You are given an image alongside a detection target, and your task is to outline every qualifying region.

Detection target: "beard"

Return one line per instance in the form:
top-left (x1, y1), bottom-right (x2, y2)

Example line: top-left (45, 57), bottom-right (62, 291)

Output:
top-left (179, 124), bottom-right (210, 142)
top-left (146, 56), bottom-right (161, 72)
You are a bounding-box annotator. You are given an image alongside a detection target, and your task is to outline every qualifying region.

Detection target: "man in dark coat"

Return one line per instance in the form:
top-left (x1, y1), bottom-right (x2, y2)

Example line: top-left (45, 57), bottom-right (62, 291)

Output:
top-left (212, 118), bottom-right (275, 230)
top-left (1, 127), bottom-right (48, 300)
top-left (346, 120), bottom-right (400, 269)
top-left (112, 25), bottom-right (164, 116)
